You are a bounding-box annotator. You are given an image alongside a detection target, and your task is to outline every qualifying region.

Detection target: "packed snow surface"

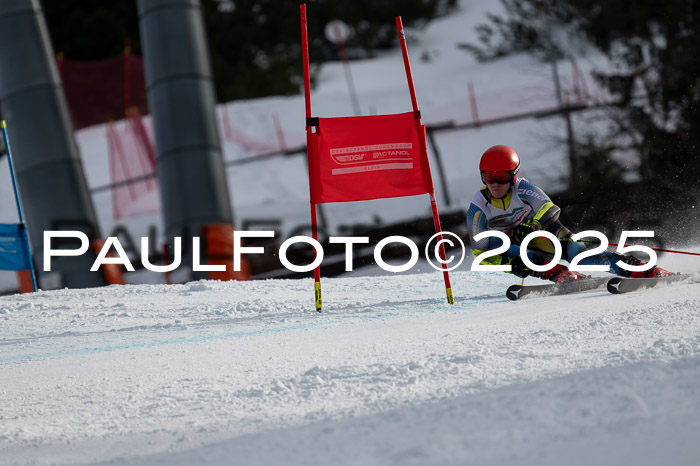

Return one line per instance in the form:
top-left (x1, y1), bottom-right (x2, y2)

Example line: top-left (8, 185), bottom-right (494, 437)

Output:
top-left (1, 0), bottom-right (700, 463)
top-left (1, 270), bottom-right (700, 465)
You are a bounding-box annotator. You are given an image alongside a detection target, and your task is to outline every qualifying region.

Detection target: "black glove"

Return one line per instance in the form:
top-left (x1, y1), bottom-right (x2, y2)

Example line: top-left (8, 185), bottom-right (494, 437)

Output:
top-left (510, 254), bottom-right (547, 278)
top-left (510, 221), bottom-right (539, 245)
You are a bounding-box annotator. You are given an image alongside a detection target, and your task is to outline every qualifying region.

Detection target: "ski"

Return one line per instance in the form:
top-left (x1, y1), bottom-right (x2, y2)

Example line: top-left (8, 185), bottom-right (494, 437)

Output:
top-left (606, 274), bottom-right (694, 294)
top-left (506, 276), bottom-right (610, 301)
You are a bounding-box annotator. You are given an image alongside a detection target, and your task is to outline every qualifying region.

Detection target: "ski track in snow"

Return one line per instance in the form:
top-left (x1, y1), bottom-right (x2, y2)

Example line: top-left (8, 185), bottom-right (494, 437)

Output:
top-left (1, 271), bottom-right (699, 465)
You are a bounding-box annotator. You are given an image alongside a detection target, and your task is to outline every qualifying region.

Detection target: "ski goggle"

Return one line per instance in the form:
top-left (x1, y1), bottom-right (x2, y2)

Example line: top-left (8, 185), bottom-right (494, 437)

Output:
top-left (481, 171), bottom-right (512, 185)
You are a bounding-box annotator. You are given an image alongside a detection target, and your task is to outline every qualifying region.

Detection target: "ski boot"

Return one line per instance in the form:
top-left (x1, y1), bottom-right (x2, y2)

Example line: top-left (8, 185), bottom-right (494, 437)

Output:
top-left (614, 253), bottom-right (674, 278)
top-left (533, 262), bottom-right (587, 283)
top-left (511, 257), bottom-right (585, 283)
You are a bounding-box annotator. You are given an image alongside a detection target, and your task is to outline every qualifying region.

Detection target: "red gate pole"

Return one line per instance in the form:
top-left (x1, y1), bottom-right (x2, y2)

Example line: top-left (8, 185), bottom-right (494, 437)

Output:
top-left (395, 16), bottom-right (454, 304)
top-left (301, 4), bottom-right (323, 311)
top-left (395, 17), bottom-right (419, 112)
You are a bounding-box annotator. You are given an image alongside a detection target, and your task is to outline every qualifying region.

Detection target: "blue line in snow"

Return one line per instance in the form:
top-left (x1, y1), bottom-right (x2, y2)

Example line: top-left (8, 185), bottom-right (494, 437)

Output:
top-left (0, 293), bottom-right (500, 364)
top-left (0, 321), bottom-right (332, 364)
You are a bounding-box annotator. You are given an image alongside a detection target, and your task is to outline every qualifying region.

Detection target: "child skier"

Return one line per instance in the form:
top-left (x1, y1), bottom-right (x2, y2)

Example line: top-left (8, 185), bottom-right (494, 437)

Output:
top-left (466, 145), bottom-right (672, 283)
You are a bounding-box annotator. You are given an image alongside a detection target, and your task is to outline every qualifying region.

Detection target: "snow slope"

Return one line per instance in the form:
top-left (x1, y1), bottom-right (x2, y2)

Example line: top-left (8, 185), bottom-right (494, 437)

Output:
top-left (1, 271), bottom-right (700, 465)
top-left (2, 1), bottom-right (700, 464)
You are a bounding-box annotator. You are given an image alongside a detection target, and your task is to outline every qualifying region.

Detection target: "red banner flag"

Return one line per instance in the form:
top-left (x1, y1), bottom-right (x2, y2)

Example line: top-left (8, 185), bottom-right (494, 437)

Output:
top-left (307, 112), bottom-right (433, 204)
top-left (300, 5), bottom-right (453, 311)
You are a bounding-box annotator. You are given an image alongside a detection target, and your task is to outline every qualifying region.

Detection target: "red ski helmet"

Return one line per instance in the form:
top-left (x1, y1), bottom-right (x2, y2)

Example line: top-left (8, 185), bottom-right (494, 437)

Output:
top-left (479, 145), bottom-right (520, 185)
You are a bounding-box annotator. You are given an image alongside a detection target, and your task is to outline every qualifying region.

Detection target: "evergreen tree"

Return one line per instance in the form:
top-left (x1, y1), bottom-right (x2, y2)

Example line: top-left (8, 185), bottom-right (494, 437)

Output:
top-left (462, 0), bottom-right (700, 234)
top-left (41, 0), bottom-right (454, 102)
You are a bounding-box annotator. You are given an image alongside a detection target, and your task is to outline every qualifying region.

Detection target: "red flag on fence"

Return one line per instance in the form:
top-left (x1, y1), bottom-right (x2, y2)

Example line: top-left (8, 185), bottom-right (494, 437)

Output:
top-left (300, 5), bottom-right (453, 311)
top-left (307, 112), bottom-right (433, 204)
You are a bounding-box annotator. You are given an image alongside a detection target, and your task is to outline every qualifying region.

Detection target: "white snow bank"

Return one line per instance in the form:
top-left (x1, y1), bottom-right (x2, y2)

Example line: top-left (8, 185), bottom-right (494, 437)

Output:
top-left (1, 271), bottom-right (699, 465)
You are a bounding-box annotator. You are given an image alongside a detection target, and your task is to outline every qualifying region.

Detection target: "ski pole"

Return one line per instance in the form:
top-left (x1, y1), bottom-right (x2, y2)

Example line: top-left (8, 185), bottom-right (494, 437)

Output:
top-left (608, 244), bottom-right (700, 257)
top-left (572, 237), bottom-right (700, 257)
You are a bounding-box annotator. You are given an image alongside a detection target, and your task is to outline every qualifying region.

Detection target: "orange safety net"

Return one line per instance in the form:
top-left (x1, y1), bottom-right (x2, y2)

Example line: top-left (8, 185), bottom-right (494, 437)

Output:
top-left (91, 239), bottom-right (126, 285)
top-left (200, 224), bottom-right (250, 281)
top-left (17, 270), bottom-right (33, 293)
top-left (59, 52), bottom-right (148, 130)
top-left (107, 113), bottom-right (161, 220)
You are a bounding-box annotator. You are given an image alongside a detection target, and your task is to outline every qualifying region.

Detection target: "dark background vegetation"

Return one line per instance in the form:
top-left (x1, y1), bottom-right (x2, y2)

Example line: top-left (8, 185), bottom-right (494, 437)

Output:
top-left (463, 0), bottom-right (700, 244)
top-left (42, 0), bottom-right (455, 102)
